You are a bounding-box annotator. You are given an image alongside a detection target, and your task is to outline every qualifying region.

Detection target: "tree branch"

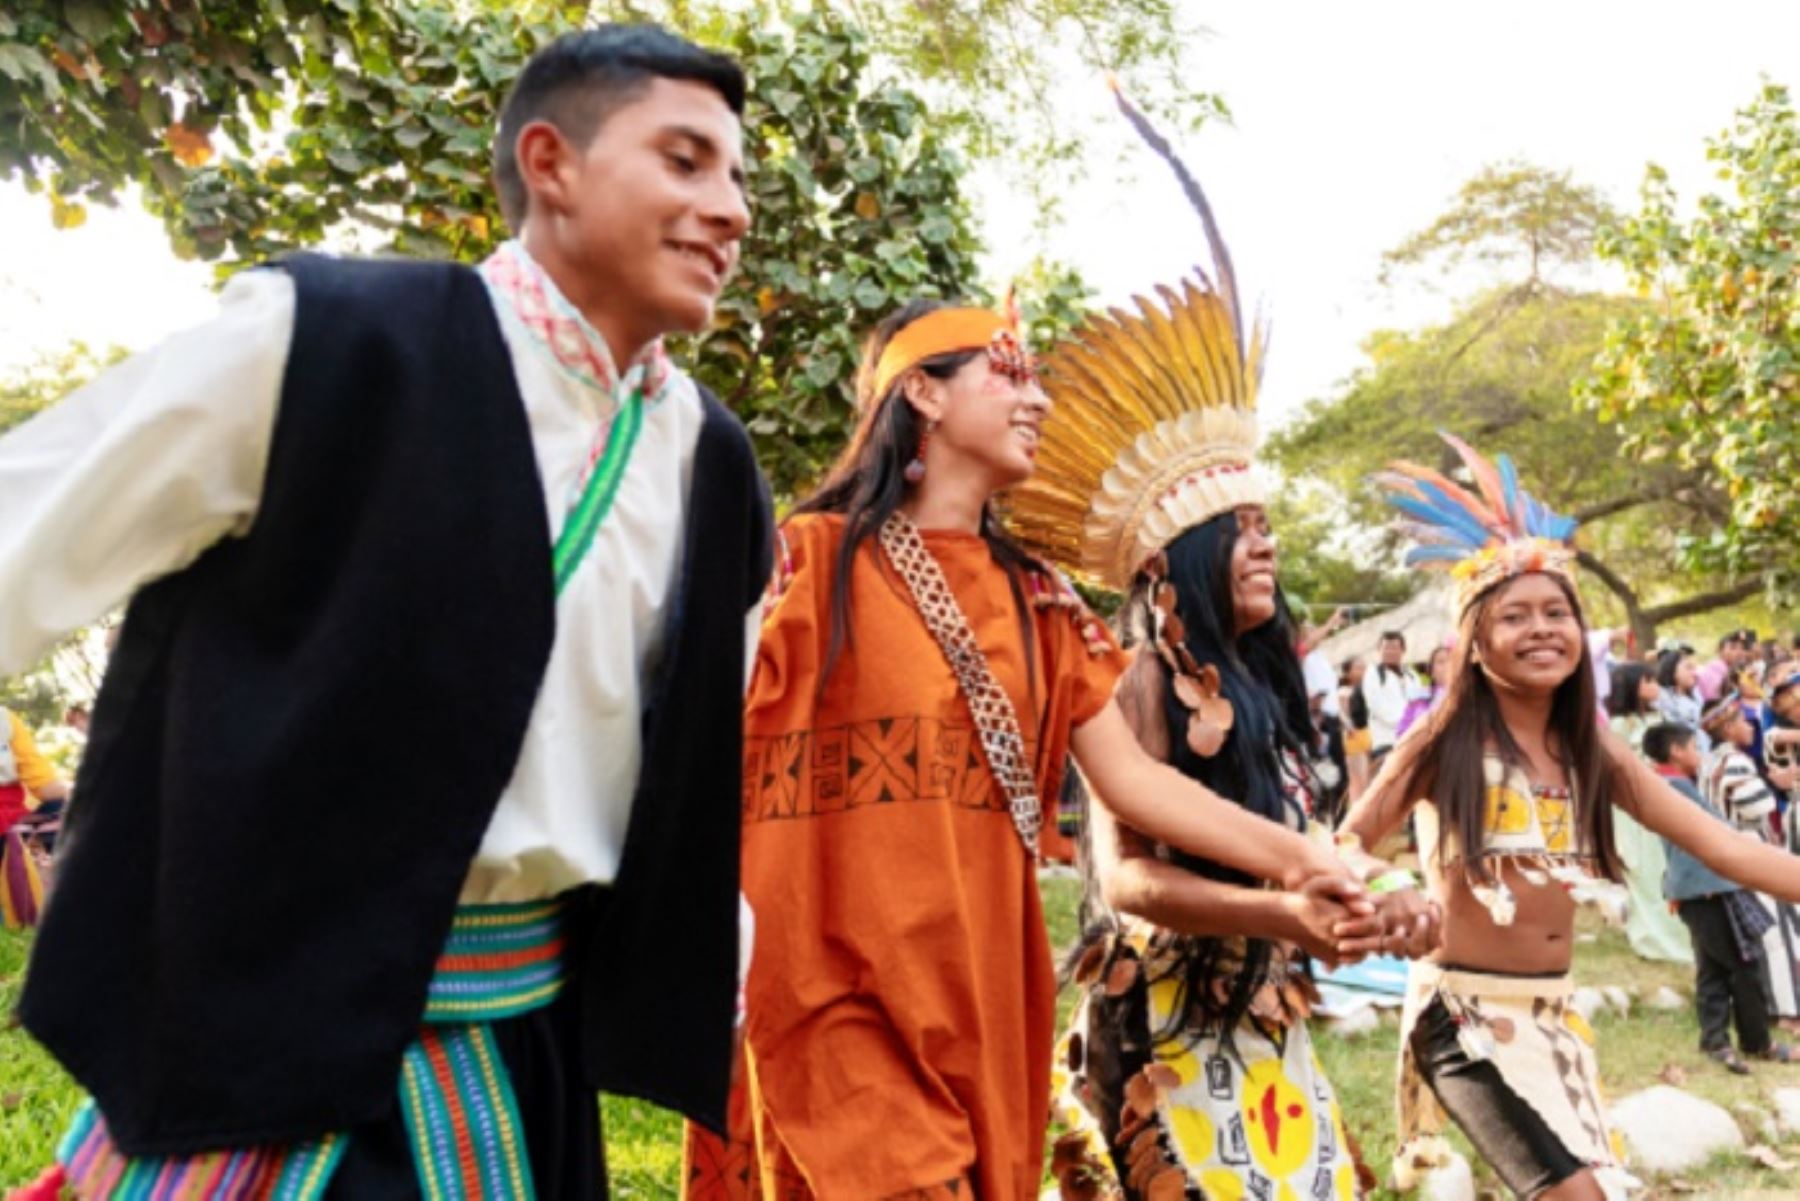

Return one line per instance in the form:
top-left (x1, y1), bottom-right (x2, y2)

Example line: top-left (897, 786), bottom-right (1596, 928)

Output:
top-left (1437, 281), bottom-right (1535, 374)
top-left (1571, 491), bottom-right (1659, 524)
top-left (1574, 549), bottom-right (1642, 610)
top-left (1642, 576), bottom-right (1766, 625)
top-left (347, 205), bottom-right (405, 233)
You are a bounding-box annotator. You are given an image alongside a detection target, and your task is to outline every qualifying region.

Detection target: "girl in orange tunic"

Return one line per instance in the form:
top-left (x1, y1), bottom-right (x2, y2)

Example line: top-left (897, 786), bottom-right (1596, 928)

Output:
top-left (685, 300), bottom-right (1368, 1200)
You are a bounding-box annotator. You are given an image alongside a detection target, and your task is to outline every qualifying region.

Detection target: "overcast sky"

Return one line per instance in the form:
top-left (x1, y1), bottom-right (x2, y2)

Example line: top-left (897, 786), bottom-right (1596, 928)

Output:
top-left (3, 0), bottom-right (1796, 431)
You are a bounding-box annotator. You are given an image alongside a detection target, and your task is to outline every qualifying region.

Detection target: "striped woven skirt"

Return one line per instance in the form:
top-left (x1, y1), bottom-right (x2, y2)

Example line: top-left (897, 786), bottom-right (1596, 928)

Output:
top-left (41, 898), bottom-right (596, 1201)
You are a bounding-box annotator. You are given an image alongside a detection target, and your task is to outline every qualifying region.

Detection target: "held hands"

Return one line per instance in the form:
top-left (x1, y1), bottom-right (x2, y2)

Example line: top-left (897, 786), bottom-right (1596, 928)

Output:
top-left (1283, 840), bottom-right (1442, 965)
top-left (1311, 834), bottom-right (1444, 964)
top-left (1330, 886), bottom-right (1443, 964)
top-left (1280, 875), bottom-right (1375, 969)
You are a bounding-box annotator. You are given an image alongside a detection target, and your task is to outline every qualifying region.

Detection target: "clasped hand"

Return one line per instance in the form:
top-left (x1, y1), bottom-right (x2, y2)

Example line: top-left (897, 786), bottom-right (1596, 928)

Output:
top-left (1282, 872), bottom-right (1442, 969)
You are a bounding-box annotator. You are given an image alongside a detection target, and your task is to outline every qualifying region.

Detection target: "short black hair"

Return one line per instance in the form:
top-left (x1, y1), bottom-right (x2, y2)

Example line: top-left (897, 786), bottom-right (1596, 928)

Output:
top-left (1642, 721), bottom-right (1696, 766)
top-left (1380, 630), bottom-right (1406, 648)
top-left (492, 23), bottom-right (746, 229)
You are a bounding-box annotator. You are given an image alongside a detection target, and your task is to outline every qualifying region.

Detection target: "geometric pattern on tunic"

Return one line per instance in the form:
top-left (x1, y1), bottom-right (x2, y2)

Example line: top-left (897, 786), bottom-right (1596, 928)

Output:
top-left (744, 717), bottom-right (1039, 823)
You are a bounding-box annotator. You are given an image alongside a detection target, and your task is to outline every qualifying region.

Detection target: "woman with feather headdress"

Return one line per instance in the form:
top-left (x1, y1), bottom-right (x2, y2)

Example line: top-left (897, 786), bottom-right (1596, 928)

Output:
top-left (1009, 91), bottom-right (1442, 1201)
top-left (1342, 440), bottom-right (1800, 1199)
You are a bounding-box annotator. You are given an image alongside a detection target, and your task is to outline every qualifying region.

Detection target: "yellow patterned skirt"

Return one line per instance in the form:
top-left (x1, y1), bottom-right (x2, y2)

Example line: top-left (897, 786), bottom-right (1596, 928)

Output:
top-left (1053, 931), bottom-right (1363, 1201)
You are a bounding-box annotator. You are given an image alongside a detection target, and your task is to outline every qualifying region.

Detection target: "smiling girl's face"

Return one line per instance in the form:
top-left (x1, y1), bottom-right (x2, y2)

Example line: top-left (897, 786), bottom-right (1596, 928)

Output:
top-left (1474, 573), bottom-right (1584, 696)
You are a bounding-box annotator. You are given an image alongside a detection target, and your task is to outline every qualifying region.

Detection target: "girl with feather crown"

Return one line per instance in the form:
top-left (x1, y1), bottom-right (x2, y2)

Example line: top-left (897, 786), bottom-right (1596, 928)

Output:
top-left (1339, 441), bottom-right (1800, 1200)
top-left (1006, 89), bottom-right (1443, 1201)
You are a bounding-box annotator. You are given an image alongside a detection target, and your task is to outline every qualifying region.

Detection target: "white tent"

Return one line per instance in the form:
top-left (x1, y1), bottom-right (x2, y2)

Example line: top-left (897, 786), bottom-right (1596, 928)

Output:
top-left (1316, 584), bottom-right (1456, 668)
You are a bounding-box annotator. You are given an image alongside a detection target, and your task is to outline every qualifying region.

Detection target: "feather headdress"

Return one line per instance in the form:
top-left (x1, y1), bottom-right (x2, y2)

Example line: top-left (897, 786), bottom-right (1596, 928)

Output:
top-left (1006, 84), bottom-right (1267, 590)
top-left (1376, 433), bottom-right (1579, 618)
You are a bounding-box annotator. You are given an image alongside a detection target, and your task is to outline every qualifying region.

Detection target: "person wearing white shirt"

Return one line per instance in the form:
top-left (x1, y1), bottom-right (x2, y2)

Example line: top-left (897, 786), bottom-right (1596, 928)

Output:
top-left (1360, 630), bottom-right (1412, 757)
top-left (5, 26), bottom-right (772, 1198)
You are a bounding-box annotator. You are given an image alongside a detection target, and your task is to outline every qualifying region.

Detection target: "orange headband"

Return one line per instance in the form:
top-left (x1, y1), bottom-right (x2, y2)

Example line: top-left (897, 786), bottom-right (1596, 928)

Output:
top-left (868, 308), bottom-right (1011, 403)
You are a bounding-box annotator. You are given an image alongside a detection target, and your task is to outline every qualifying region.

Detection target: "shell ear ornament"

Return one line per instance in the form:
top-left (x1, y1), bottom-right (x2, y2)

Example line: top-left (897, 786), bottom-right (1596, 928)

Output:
top-left (1176, 663), bottom-right (1234, 757)
top-left (1144, 555), bottom-right (1235, 758)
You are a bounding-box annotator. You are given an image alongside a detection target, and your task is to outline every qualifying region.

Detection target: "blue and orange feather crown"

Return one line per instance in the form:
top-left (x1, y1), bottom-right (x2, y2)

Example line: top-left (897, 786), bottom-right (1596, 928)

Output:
top-left (1375, 433), bottom-right (1579, 617)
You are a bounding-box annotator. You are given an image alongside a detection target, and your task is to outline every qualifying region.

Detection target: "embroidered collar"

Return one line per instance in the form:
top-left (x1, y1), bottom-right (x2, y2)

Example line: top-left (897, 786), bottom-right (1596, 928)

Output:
top-left (479, 240), bottom-right (672, 405)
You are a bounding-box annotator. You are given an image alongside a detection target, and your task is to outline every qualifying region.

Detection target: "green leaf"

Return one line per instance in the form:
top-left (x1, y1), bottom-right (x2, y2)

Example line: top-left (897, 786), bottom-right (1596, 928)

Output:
top-left (62, 0), bottom-right (114, 44)
top-left (919, 213), bottom-right (954, 244)
top-left (804, 353), bottom-right (842, 389)
top-left (852, 279), bottom-right (887, 310)
top-left (0, 45), bottom-right (59, 95)
top-left (326, 146), bottom-right (368, 173)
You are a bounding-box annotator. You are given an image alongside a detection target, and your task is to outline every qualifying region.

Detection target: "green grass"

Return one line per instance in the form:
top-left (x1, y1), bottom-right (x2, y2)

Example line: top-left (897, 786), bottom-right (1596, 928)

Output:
top-left (1, 926), bottom-right (84, 1189)
top-left (7, 900), bottom-right (1800, 1199)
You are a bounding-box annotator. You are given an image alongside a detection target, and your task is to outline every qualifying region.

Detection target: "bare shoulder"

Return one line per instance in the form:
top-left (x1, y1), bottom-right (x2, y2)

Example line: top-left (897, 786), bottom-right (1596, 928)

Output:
top-left (1114, 651), bottom-right (1170, 758)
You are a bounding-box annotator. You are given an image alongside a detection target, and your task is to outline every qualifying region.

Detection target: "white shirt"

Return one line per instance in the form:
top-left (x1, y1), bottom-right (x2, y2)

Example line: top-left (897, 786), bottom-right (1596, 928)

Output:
top-left (1360, 662), bottom-right (1411, 752)
top-left (1301, 649), bottom-right (1340, 719)
top-left (0, 246), bottom-right (759, 903)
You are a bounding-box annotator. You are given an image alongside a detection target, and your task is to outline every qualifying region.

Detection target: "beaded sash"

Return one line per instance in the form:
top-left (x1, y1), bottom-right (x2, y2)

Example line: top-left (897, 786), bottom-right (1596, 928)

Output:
top-left (878, 511), bottom-right (1041, 856)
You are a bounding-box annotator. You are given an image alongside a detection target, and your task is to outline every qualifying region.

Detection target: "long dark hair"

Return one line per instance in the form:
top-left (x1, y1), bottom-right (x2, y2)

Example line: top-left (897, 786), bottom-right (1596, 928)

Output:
top-left (1409, 573), bottom-right (1625, 885)
top-left (1127, 511), bottom-right (1318, 1037)
top-left (1608, 661), bottom-right (1657, 719)
top-left (795, 300), bottom-right (1042, 693)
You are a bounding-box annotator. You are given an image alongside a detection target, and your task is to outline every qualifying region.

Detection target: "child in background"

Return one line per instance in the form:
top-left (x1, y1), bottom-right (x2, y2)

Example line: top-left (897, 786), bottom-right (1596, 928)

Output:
top-left (1646, 722), bottom-right (1787, 1073)
top-left (1703, 694), bottom-right (1800, 1025)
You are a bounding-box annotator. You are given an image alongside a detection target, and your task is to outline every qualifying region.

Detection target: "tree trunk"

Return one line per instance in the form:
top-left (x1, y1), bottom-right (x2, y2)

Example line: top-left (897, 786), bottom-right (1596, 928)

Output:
top-left (1576, 550), bottom-right (1764, 650)
top-left (1574, 550), bottom-right (1655, 649)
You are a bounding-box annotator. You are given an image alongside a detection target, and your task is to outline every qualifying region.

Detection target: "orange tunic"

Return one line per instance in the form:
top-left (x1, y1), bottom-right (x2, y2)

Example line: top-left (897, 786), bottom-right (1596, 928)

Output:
top-left (687, 513), bottom-right (1123, 1200)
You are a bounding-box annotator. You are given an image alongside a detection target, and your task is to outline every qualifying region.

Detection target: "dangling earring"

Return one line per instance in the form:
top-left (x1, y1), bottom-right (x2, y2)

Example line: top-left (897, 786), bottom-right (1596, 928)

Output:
top-left (904, 422), bottom-right (934, 484)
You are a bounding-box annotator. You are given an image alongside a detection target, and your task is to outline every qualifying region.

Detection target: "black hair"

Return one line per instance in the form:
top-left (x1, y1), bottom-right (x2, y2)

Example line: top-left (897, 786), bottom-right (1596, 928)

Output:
top-left (1126, 511), bottom-right (1318, 1041)
top-left (1607, 661), bottom-right (1658, 719)
top-left (1380, 630), bottom-right (1406, 648)
top-left (795, 300), bottom-right (1041, 698)
top-left (1655, 648), bottom-right (1690, 692)
top-left (1643, 722), bottom-right (1696, 766)
top-left (492, 23), bottom-right (746, 228)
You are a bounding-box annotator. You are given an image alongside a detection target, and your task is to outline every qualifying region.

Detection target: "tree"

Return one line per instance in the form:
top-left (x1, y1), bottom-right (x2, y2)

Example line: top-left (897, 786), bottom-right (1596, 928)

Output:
top-left (1376, 162), bottom-right (1619, 378)
top-left (1580, 83), bottom-right (1800, 603)
top-left (1379, 162), bottom-right (1616, 290)
top-left (1269, 164), bottom-right (1760, 647)
top-left (1265, 483), bottom-right (1413, 620)
top-left (1, 340), bottom-right (123, 435)
top-left (0, 3), bottom-right (1125, 495)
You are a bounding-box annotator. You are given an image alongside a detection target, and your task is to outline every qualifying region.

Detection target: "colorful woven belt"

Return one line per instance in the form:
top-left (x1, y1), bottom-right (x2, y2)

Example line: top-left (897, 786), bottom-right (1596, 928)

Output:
top-left (54, 898), bottom-right (568, 1201)
top-left (422, 898), bottom-right (567, 1022)
top-left (402, 899), bottom-right (567, 1201)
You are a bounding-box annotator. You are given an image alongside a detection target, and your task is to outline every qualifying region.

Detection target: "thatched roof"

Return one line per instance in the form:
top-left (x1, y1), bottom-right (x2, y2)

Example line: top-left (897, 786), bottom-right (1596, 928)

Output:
top-left (1316, 584), bottom-right (1456, 667)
